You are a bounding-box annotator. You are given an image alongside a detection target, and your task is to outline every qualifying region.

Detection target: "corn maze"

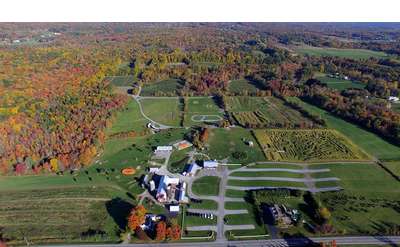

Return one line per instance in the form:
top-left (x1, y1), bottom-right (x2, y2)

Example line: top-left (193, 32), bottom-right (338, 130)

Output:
top-left (232, 110), bottom-right (269, 126)
top-left (253, 129), bottom-right (369, 161)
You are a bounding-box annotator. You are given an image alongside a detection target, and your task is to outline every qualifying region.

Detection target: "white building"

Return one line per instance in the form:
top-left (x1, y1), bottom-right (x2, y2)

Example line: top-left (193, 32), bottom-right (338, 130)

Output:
top-left (203, 160), bottom-right (218, 169)
top-left (169, 205), bottom-right (180, 213)
top-left (156, 146), bottom-right (173, 152)
top-left (148, 167), bottom-right (159, 173)
top-left (388, 96), bottom-right (399, 102)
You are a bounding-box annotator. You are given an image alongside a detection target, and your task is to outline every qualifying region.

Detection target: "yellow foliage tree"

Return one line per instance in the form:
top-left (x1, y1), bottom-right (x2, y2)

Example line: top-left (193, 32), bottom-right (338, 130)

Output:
top-left (50, 158), bottom-right (58, 172)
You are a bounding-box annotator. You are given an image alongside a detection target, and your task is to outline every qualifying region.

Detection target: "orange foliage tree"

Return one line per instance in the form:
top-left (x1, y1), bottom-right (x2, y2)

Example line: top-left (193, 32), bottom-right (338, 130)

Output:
top-left (127, 205), bottom-right (147, 231)
top-left (155, 221), bottom-right (167, 241)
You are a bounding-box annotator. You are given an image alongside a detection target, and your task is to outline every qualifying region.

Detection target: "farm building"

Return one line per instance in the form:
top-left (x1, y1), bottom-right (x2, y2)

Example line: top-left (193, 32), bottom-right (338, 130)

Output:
top-left (178, 182), bottom-right (188, 203)
top-left (156, 175), bottom-right (180, 203)
top-left (173, 140), bottom-right (193, 150)
top-left (184, 162), bottom-right (201, 176)
top-left (148, 167), bottom-right (159, 173)
top-left (203, 160), bottom-right (218, 169)
top-left (388, 96), bottom-right (399, 102)
top-left (156, 146), bottom-right (173, 152)
top-left (169, 204), bottom-right (180, 217)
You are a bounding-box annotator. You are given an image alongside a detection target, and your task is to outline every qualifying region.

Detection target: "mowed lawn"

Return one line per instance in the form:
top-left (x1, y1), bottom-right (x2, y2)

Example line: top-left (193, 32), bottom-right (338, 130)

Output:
top-left (206, 128), bottom-right (265, 164)
top-left (184, 97), bottom-right (223, 126)
top-left (106, 99), bottom-right (147, 135)
top-left (310, 163), bottom-right (400, 197)
top-left (191, 176), bottom-right (220, 196)
top-left (295, 45), bottom-right (388, 60)
top-left (140, 78), bottom-right (184, 96)
top-left (288, 97), bottom-right (400, 161)
top-left (140, 97), bottom-right (182, 126)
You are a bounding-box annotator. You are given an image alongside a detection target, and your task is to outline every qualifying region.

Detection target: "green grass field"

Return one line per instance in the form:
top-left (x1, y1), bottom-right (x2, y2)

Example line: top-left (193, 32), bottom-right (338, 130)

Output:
top-left (228, 79), bottom-right (260, 95)
top-left (189, 199), bottom-right (218, 210)
top-left (224, 200), bottom-right (267, 238)
top-left (315, 75), bottom-right (365, 91)
top-left (0, 187), bottom-right (127, 245)
top-left (287, 97), bottom-right (400, 161)
top-left (191, 176), bottom-right (220, 196)
top-left (383, 161), bottom-right (400, 177)
top-left (311, 163), bottom-right (400, 198)
top-left (140, 98), bottom-right (182, 126)
top-left (183, 97), bottom-right (223, 126)
top-left (295, 46), bottom-right (388, 60)
top-left (206, 128), bottom-right (265, 164)
top-left (311, 163), bottom-right (400, 235)
top-left (140, 79), bottom-right (184, 96)
top-left (107, 99), bottom-right (147, 135)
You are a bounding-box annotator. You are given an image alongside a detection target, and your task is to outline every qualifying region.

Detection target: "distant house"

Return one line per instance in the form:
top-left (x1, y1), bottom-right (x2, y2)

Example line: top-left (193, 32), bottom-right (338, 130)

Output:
top-left (140, 214), bottom-right (164, 231)
top-left (388, 96), bottom-right (399, 102)
top-left (203, 160), bottom-right (218, 169)
top-left (156, 175), bottom-right (180, 203)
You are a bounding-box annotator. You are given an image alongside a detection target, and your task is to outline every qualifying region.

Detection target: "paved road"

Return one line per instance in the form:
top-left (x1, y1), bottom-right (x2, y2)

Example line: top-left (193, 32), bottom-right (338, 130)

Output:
top-left (228, 176), bottom-right (340, 182)
top-left (224, 197), bottom-right (245, 202)
top-left (186, 225), bottom-right (217, 231)
top-left (43, 235), bottom-right (400, 247)
top-left (224, 209), bottom-right (248, 215)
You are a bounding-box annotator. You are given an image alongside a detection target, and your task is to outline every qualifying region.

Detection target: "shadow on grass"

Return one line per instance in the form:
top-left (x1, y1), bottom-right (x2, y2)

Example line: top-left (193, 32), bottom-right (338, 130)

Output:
top-left (106, 198), bottom-right (134, 230)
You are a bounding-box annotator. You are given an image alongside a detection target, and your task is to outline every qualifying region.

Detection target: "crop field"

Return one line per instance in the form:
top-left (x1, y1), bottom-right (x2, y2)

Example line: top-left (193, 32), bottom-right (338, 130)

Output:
top-left (140, 98), bottom-right (182, 126)
top-left (227, 97), bottom-right (315, 128)
top-left (316, 75), bottom-right (365, 91)
top-left (228, 79), bottom-right (260, 95)
top-left (183, 97), bottom-right (223, 126)
top-left (105, 75), bottom-right (136, 86)
top-left (206, 128), bottom-right (265, 163)
top-left (0, 187), bottom-right (125, 245)
top-left (287, 97), bottom-right (400, 160)
top-left (225, 97), bottom-right (267, 112)
top-left (295, 45), bottom-right (388, 60)
top-left (253, 129), bottom-right (369, 161)
top-left (140, 79), bottom-right (184, 96)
